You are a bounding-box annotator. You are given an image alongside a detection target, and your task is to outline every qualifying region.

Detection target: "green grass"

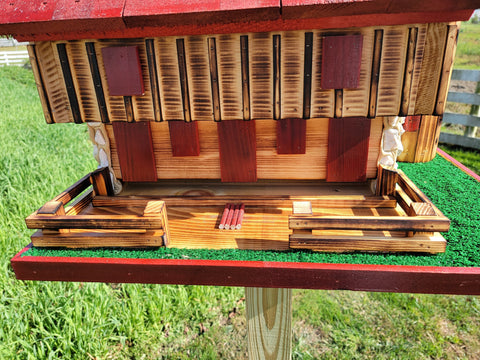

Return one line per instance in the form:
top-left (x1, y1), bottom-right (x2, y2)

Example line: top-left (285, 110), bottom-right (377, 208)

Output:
top-left (455, 22), bottom-right (480, 70)
top-left (1, 55), bottom-right (480, 359)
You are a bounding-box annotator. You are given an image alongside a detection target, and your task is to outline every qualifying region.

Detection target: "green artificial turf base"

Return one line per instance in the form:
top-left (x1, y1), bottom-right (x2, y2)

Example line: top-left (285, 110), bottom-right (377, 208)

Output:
top-left (23, 156), bottom-right (480, 267)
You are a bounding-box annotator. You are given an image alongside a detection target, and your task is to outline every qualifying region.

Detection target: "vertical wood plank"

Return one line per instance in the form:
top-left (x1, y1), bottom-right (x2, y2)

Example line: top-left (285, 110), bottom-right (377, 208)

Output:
top-left (250, 32), bottom-right (274, 119)
top-left (303, 32), bottom-right (313, 119)
top-left (85, 41), bottom-right (109, 123)
top-left (145, 39), bottom-right (162, 122)
top-left (131, 40), bottom-right (155, 122)
top-left (217, 120), bottom-right (257, 182)
top-left (27, 44), bottom-right (53, 124)
top-left (241, 35), bottom-right (251, 121)
top-left (368, 29), bottom-right (383, 118)
top-left (407, 24), bottom-right (428, 115)
top-left (273, 35), bottom-right (281, 120)
top-left (414, 23), bottom-right (448, 115)
top-left (185, 36), bottom-right (214, 121)
top-left (246, 287), bottom-right (292, 360)
top-left (217, 34), bottom-right (243, 120)
top-left (414, 115), bottom-right (441, 162)
top-left (112, 121), bottom-right (157, 182)
top-left (207, 37), bottom-right (221, 121)
top-left (435, 24), bottom-right (459, 115)
top-left (281, 31), bottom-right (304, 119)
top-left (276, 118), bottom-right (306, 154)
top-left (376, 26), bottom-right (408, 116)
top-left (168, 120), bottom-right (201, 156)
top-left (176, 38), bottom-right (192, 122)
top-left (156, 37), bottom-right (184, 121)
top-left (400, 27), bottom-right (418, 116)
top-left (327, 117), bottom-right (371, 182)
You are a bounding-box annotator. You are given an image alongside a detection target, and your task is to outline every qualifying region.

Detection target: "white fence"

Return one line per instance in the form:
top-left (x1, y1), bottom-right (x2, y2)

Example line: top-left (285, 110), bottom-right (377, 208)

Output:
top-left (0, 49), bottom-right (29, 67)
top-left (440, 69), bottom-right (480, 150)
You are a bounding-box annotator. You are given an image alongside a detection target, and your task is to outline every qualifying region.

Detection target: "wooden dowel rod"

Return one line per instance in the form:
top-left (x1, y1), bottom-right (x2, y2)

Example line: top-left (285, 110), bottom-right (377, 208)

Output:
top-left (219, 203), bottom-right (231, 230)
top-left (235, 203), bottom-right (245, 230)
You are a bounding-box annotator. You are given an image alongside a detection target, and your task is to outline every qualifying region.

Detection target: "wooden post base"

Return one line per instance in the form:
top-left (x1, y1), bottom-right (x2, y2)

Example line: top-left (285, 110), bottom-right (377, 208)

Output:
top-left (246, 287), bottom-right (292, 360)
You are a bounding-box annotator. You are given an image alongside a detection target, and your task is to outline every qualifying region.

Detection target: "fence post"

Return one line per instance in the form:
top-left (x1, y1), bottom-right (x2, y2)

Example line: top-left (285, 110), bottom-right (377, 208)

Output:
top-left (464, 81), bottom-right (480, 138)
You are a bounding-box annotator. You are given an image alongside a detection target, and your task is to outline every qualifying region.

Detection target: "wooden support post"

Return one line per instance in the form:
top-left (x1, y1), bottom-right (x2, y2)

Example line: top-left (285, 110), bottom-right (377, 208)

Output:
top-left (246, 287), bottom-right (292, 360)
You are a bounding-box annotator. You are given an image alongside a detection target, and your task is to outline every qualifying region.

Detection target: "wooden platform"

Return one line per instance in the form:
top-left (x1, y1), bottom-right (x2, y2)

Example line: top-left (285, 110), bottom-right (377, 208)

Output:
top-left (26, 169), bottom-right (449, 253)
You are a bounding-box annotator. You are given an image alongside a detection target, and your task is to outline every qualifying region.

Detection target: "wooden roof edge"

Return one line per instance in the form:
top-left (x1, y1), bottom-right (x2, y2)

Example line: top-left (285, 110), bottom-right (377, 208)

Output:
top-left (0, 1), bottom-right (476, 41)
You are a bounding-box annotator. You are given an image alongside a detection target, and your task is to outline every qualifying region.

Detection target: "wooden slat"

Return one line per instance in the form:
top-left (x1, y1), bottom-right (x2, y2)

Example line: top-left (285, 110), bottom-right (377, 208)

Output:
top-left (289, 215), bottom-right (450, 232)
top-left (366, 117), bottom-right (383, 178)
top-left (289, 232), bottom-right (446, 253)
top-left (112, 121), bottom-right (157, 181)
top-left (207, 37), bottom-right (221, 121)
top-left (321, 34), bottom-right (363, 89)
top-left (368, 29), bottom-right (383, 118)
top-left (250, 32), bottom-right (274, 119)
top-left (276, 118), bottom-right (306, 154)
top-left (156, 37), bottom-right (184, 120)
top-left (168, 120), bottom-right (201, 156)
top-left (217, 120), bottom-right (257, 182)
top-left (414, 115), bottom-right (441, 162)
top-left (281, 31), bottom-right (304, 119)
top-left (145, 39), bottom-right (162, 122)
top-left (185, 36), bottom-right (214, 121)
top-left (342, 29), bottom-right (373, 117)
top-left (273, 34), bottom-right (281, 120)
top-left (123, 96), bottom-right (135, 122)
top-left (400, 27), bottom-right (418, 116)
top-left (93, 195), bottom-right (397, 209)
top-left (241, 35), bottom-right (251, 121)
top-left (376, 26), bottom-right (408, 116)
top-left (176, 38), bottom-right (191, 122)
top-left (36, 41), bottom-right (73, 123)
top-left (85, 41), bottom-right (109, 123)
top-left (65, 190), bottom-right (94, 216)
top-left (51, 173), bottom-right (92, 206)
top-left (407, 24), bottom-right (428, 115)
top-left (447, 92), bottom-right (480, 106)
top-left (26, 214), bottom-right (165, 230)
top-left (415, 23), bottom-right (447, 114)
top-left (217, 34), bottom-right (243, 120)
top-left (56, 42), bottom-right (82, 124)
top-left (439, 133), bottom-right (480, 150)
top-left (375, 165), bottom-right (398, 196)
top-left (27, 44), bottom-right (53, 124)
top-left (310, 31), bottom-right (334, 118)
top-left (31, 229), bottom-right (164, 248)
top-left (303, 32), bottom-right (313, 119)
top-left (326, 117), bottom-right (371, 182)
top-left (435, 23), bottom-right (460, 115)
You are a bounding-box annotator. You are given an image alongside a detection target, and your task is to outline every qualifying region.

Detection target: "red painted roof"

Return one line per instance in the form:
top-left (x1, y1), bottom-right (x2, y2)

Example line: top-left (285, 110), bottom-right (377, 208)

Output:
top-left (0, 0), bottom-right (476, 41)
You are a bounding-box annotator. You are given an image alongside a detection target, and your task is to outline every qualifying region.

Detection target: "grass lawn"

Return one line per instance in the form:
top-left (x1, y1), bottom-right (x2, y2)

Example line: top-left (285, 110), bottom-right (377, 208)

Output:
top-left (0, 22), bottom-right (479, 360)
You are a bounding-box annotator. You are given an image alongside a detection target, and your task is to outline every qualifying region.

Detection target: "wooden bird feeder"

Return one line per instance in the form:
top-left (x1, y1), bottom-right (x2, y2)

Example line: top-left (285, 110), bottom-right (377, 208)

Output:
top-left (1, 0), bottom-right (478, 254)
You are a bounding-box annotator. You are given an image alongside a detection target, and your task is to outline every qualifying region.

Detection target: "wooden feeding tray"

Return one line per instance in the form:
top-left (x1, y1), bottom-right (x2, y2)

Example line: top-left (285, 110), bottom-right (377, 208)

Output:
top-left (26, 167), bottom-right (449, 253)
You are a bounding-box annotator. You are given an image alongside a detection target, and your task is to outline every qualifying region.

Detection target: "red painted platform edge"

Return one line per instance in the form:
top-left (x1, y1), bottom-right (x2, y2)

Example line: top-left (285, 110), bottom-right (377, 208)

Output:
top-left (2, 10), bottom-right (474, 42)
top-left (11, 245), bottom-right (480, 295)
top-left (437, 149), bottom-right (480, 182)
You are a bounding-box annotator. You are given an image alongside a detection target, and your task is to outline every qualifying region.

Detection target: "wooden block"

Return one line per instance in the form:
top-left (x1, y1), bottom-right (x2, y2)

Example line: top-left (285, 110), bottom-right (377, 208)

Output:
top-left (90, 167), bottom-right (114, 196)
top-left (326, 117), bottom-right (371, 182)
top-left (414, 115), bottom-right (441, 163)
top-left (276, 118), bottom-right (306, 154)
top-left (101, 46), bottom-right (144, 96)
top-left (168, 121), bottom-right (200, 156)
top-left (321, 34), bottom-right (363, 89)
top-left (112, 121), bottom-right (157, 182)
top-left (410, 202), bottom-right (436, 216)
top-left (375, 165), bottom-right (398, 196)
top-left (217, 120), bottom-right (257, 182)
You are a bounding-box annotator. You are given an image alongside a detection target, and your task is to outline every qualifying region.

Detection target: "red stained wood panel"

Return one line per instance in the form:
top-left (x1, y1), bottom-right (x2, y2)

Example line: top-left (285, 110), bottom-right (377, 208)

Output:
top-left (217, 120), bottom-right (257, 182)
top-left (276, 118), bottom-right (307, 154)
top-left (321, 34), bottom-right (363, 89)
top-left (326, 117), bottom-right (371, 182)
top-left (10, 245), bottom-right (480, 295)
top-left (112, 122), bottom-right (157, 182)
top-left (168, 121), bottom-right (201, 157)
top-left (403, 115), bottom-right (421, 132)
top-left (101, 46), bottom-right (144, 96)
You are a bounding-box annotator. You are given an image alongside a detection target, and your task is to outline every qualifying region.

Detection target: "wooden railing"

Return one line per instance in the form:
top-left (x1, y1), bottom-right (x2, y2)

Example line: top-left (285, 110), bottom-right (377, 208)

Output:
top-left (440, 69), bottom-right (480, 150)
top-left (0, 49), bottom-right (29, 66)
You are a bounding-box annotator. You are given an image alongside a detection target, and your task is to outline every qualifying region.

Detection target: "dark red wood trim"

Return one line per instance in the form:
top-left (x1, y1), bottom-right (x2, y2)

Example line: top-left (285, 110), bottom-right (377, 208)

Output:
top-left (168, 121), bottom-right (201, 157)
top-left (403, 115), bottom-right (422, 132)
top-left (10, 245), bottom-right (480, 295)
top-left (276, 118), bottom-right (307, 154)
top-left (4, 11), bottom-right (474, 42)
top-left (217, 120), bottom-right (257, 182)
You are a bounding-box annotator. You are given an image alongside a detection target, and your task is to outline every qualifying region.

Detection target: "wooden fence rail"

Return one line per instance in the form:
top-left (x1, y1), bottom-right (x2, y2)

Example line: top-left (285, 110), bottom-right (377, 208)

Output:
top-left (0, 49), bottom-right (29, 66)
top-left (440, 69), bottom-right (480, 150)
